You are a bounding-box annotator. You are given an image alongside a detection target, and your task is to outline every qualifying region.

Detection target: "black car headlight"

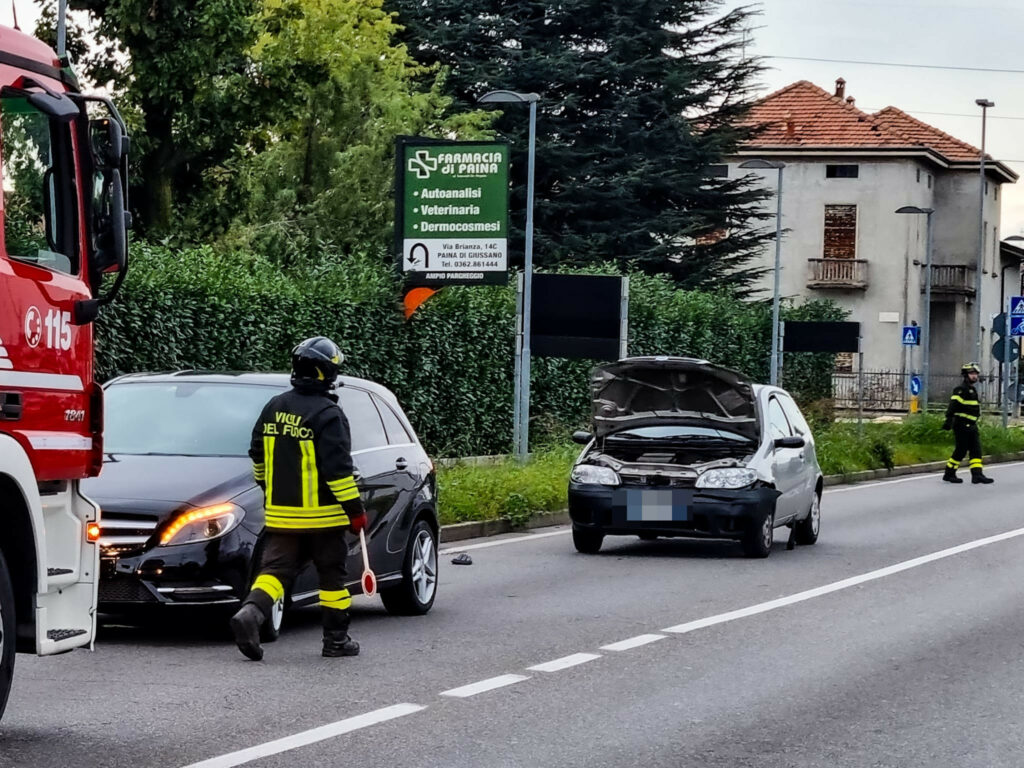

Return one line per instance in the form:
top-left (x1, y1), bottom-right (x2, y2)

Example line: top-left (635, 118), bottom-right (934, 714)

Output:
top-left (159, 503), bottom-right (243, 547)
top-left (695, 468), bottom-right (757, 490)
top-left (570, 464), bottom-right (620, 486)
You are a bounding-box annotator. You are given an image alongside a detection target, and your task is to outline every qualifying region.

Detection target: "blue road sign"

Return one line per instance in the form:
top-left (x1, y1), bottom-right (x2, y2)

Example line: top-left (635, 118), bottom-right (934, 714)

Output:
top-left (1010, 296), bottom-right (1024, 337)
top-left (901, 326), bottom-right (920, 346)
top-left (909, 376), bottom-right (922, 396)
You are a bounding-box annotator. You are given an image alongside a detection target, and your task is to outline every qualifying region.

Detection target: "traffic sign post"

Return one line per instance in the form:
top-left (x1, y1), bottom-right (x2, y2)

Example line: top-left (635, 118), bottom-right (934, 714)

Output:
top-left (1005, 296), bottom-right (1024, 427)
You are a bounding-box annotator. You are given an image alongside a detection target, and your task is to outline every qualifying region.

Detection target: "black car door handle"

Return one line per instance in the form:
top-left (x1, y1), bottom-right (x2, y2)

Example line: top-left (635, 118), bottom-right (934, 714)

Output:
top-left (395, 457), bottom-right (408, 470)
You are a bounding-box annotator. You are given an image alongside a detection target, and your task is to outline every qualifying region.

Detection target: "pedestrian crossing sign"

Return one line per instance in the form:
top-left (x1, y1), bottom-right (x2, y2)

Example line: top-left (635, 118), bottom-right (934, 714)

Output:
top-left (1011, 297), bottom-right (1024, 336)
top-left (901, 326), bottom-right (920, 346)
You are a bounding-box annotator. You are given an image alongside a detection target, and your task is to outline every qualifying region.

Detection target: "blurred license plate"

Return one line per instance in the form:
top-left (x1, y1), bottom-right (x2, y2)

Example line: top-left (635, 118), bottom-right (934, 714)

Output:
top-left (617, 489), bottom-right (691, 522)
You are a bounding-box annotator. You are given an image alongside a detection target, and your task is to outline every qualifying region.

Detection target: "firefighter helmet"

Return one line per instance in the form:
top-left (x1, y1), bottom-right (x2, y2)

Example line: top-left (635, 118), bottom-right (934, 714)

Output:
top-left (961, 361), bottom-right (980, 376)
top-left (291, 336), bottom-right (344, 389)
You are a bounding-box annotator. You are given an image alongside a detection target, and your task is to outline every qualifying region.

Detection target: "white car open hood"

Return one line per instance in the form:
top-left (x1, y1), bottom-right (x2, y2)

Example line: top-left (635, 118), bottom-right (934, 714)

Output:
top-left (590, 357), bottom-right (759, 442)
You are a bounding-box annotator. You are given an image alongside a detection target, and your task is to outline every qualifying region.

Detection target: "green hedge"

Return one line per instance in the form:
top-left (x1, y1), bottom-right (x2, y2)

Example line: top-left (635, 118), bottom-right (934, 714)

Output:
top-left (96, 245), bottom-right (844, 456)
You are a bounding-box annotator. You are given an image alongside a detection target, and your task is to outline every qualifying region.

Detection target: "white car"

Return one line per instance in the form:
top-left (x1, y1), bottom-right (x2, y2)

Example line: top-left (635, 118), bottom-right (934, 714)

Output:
top-left (567, 356), bottom-right (822, 557)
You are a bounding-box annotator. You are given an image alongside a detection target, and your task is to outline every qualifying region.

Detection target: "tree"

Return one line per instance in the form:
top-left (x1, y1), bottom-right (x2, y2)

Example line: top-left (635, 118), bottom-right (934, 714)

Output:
top-left (53, 0), bottom-right (262, 236)
top-left (219, 0), bottom-right (492, 261)
top-left (386, 0), bottom-right (772, 293)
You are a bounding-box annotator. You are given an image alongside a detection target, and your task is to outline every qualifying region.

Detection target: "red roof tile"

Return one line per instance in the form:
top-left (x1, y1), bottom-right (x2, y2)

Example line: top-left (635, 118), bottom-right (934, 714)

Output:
top-left (743, 81), bottom-right (916, 149)
top-left (871, 106), bottom-right (984, 162)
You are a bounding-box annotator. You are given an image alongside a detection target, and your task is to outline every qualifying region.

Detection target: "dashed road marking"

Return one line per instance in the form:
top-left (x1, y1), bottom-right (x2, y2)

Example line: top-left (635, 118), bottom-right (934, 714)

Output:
top-left (440, 674), bottom-right (530, 698)
top-left (527, 653), bottom-right (601, 672)
top-left (600, 634), bottom-right (667, 652)
top-left (181, 703), bottom-right (427, 768)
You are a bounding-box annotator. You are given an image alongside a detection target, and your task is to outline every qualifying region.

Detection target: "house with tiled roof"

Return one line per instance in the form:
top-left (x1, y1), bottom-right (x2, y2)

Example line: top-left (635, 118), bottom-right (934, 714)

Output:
top-left (727, 78), bottom-right (1019, 408)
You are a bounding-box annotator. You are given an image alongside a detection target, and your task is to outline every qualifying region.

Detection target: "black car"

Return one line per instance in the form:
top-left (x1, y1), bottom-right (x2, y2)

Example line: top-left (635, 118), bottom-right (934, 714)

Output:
top-left (86, 372), bottom-right (439, 634)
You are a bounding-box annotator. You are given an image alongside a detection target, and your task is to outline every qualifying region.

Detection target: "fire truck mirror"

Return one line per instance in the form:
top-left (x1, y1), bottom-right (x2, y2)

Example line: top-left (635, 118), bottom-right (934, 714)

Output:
top-left (23, 84), bottom-right (79, 122)
top-left (90, 118), bottom-right (124, 167)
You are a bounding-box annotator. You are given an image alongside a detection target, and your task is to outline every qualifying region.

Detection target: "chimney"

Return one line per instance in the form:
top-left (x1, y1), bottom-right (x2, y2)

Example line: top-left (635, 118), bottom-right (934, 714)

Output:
top-left (835, 77), bottom-right (846, 99)
top-left (846, 96), bottom-right (856, 107)
top-left (785, 111), bottom-right (795, 139)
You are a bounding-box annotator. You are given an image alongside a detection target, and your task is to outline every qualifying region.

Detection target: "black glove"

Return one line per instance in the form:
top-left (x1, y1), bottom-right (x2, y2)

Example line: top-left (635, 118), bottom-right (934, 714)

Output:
top-left (941, 418), bottom-right (953, 431)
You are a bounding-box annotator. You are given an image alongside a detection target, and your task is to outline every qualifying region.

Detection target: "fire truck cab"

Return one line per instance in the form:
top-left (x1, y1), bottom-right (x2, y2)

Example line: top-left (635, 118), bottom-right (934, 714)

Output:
top-left (0, 25), bottom-right (129, 718)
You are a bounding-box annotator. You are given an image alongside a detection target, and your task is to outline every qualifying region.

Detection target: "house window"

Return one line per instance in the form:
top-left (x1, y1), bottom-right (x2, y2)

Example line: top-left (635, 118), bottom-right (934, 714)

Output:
top-left (826, 164), bottom-right (859, 179)
top-left (916, 168), bottom-right (921, 183)
top-left (823, 204), bottom-right (857, 259)
top-left (995, 185), bottom-right (999, 201)
top-left (706, 164), bottom-right (729, 178)
top-left (927, 174), bottom-right (932, 189)
top-left (985, 181), bottom-right (989, 196)
top-left (834, 353), bottom-right (854, 373)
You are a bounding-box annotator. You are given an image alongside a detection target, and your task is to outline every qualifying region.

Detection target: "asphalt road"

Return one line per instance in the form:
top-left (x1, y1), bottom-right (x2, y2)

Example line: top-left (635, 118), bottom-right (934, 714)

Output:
top-left (5, 463), bottom-right (1024, 768)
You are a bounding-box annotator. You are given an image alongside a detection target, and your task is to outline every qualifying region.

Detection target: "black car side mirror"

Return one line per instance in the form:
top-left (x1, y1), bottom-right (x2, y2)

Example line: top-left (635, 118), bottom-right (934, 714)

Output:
top-left (773, 435), bottom-right (805, 450)
top-left (571, 430), bottom-right (593, 445)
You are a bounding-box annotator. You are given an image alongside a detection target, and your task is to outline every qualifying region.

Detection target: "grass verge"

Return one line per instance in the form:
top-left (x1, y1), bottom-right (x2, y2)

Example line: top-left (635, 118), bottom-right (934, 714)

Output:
top-left (436, 415), bottom-right (1024, 526)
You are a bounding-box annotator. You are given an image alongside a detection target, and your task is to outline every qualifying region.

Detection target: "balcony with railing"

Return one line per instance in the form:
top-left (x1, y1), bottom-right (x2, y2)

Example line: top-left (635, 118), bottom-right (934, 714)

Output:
top-left (806, 258), bottom-right (869, 289)
top-left (927, 264), bottom-right (976, 296)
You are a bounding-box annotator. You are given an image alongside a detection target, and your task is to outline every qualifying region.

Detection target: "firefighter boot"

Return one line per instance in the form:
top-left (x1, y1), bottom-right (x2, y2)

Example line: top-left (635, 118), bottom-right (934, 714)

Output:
top-left (322, 609), bottom-right (360, 657)
top-left (971, 468), bottom-right (995, 485)
top-left (230, 603), bottom-right (265, 661)
top-left (942, 466), bottom-right (963, 484)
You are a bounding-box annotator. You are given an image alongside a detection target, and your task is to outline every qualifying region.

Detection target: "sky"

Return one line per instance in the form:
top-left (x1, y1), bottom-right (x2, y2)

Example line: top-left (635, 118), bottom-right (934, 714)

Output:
top-left (3, 0), bottom-right (1022, 233)
top-left (725, 0), bottom-right (1024, 236)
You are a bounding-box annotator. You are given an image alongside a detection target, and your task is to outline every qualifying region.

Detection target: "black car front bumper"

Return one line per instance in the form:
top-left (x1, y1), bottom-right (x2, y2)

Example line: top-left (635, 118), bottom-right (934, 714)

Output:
top-left (568, 483), bottom-right (780, 539)
top-left (98, 527), bottom-right (255, 608)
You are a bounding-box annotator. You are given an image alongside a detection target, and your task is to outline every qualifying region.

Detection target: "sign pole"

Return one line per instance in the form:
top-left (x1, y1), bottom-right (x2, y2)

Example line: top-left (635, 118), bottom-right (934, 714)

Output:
top-left (1004, 294), bottom-right (1012, 428)
top-left (512, 272), bottom-right (524, 455)
top-left (517, 100), bottom-right (537, 462)
top-left (619, 276), bottom-right (629, 359)
top-left (857, 340), bottom-right (864, 436)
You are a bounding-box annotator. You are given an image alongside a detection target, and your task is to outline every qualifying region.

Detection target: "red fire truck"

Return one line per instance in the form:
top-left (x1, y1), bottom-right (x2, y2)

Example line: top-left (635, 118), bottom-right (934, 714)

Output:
top-left (0, 23), bottom-right (129, 718)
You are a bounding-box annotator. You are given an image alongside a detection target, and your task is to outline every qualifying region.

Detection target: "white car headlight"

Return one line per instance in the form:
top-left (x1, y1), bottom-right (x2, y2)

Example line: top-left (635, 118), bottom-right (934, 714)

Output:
top-left (160, 503), bottom-right (243, 547)
top-left (570, 464), bottom-right (620, 486)
top-left (695, 468), bottom-right (757, 490)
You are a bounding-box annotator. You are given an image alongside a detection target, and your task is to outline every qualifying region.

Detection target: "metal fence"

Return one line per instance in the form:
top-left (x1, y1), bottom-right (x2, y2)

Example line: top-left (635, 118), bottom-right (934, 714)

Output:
top-left (831, 370), bottom-right (1010, 411)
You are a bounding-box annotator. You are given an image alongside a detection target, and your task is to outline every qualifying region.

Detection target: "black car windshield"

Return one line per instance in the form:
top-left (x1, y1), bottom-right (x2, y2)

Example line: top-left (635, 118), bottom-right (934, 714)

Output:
top-left (607, 426), bottom-right (751, 442)
top-left (104, 382), bottom-right (284, 457)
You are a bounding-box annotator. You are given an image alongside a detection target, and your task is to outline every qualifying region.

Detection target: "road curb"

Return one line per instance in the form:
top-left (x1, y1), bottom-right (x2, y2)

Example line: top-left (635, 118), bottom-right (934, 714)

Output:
top-left (438, 451), bottom-right (1024, 544)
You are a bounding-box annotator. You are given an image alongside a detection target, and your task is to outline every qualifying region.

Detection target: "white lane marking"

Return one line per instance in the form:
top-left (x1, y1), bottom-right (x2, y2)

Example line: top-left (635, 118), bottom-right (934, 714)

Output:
top-left (527, 653), bottom-right (601, 672)
top-left (662, 525), bottom-right (1024, 635)
top-left (440, 674), bottom-right (530, 698)
top-left (440, 529), bottom-right (568, 554)
top-left (824, 461), bottom-right (1024, 494)
top-left (600, 634), bottom-right (667, 652)
top-left (180, 703), bottom-right (426, 768)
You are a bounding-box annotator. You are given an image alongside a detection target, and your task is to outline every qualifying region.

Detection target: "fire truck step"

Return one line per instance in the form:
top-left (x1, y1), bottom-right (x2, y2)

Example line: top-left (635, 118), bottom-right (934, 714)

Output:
top-left (46, 628), bottom-right (88, 642)
top-left (47, 568), bottom-right (73, 576)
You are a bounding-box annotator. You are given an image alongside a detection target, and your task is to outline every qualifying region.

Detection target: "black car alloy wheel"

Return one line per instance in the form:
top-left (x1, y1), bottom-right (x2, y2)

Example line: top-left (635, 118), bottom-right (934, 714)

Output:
top-left (381, 519), bottom-right (438, 615)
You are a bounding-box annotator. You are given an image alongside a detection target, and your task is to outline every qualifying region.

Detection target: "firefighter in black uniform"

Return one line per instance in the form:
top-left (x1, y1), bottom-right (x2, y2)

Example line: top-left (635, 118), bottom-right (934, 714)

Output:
top-left (230, 336), bottom-right (367, 660)
top-left (942, 361), bottom-right (994, 485)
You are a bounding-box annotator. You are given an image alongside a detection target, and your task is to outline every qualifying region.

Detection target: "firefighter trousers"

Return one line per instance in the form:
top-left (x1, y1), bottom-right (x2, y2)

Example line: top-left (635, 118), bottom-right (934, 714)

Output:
top-left (243, 528), bottom-right (352, 628)
top-left (948, 426), bottom-right (983, 471)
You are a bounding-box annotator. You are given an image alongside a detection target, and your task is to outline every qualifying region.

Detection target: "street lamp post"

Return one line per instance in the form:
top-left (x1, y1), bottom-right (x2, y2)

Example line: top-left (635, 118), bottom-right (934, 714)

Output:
top-left (897, 206), bottom-right (934, 412)
top-left (478, 90), bottom-right (540, 460)
top-left (974, 99), bottom-right (994, 365)
top-left (740, 159), bottom-right (785, 386)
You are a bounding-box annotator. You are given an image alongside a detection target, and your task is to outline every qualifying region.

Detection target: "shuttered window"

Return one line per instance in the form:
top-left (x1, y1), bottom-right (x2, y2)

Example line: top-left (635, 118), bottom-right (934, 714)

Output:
top-left (823, 204), bottom-right (857, 260)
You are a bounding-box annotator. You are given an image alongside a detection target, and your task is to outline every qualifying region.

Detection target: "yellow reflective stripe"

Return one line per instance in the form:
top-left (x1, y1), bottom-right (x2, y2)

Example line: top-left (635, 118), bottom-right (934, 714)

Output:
top-left (951, 395), bottom-right (979, 406)
top-left (969, 459), bottom-right (983, 467)
top-left (300, 440), bottom-right (319, 508)
top-left (319, 589), bottom-right (352, 610)
top-left (328, 476), bottom-right (356, 488)
top-left (265, 503), bottom-right (346, 514)
top-left (957, 413), bottom-right (979, 421)
top-left (265, 514), bottom-right (350, 530)
top-left (263, 436), bottom-right (275, 502)
top-left (947, 459), bottom-right (960, 468)
top-left (253, 462), bottom-right (265, 480)
top-left (252, 574), bottom-right (285, 602)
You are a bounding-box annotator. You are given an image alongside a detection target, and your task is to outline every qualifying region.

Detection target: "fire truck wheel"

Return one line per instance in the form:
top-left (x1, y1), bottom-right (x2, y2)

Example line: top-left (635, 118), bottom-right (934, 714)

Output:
top-left (0, 548), bottom-right (16, 721)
